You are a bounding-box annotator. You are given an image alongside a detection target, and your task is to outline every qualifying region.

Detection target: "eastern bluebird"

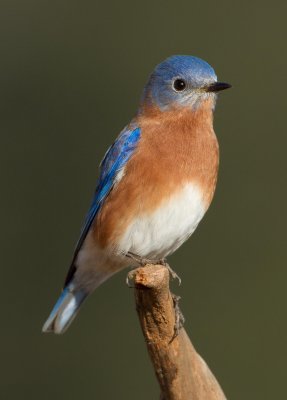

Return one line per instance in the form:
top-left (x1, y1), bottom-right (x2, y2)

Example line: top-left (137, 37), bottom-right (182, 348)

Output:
top-left (43, 55), bottom-right (231, 334)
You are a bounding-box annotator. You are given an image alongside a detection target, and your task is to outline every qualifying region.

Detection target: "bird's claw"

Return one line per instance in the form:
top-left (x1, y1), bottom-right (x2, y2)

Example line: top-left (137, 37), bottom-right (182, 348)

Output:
top-left (125, 252), bottom-right (181, 286)
top-left (126, 269), bottom-right (137, 288)
top-left (159, 259), bottom-right (182, 286)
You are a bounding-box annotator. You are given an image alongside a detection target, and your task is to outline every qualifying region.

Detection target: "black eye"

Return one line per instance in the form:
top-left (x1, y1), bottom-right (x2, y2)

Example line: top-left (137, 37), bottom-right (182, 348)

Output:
top-left (173, 79), bottom-right (186, 92)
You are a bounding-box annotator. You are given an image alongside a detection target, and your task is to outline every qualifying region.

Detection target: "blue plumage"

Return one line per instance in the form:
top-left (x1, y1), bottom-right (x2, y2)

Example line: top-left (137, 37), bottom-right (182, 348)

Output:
top-left (143, 55), bottom-right (218, 110)
top-left (152, 55), bottom-right (217, 85)
top-left (43, 126), bottom-right (142, 333)
top-left (65, 126), bottom-right (141, 286)
top-left (75, 126), bottom-right (141, 255)
top-left (42, 284), bottom-right (87, 333)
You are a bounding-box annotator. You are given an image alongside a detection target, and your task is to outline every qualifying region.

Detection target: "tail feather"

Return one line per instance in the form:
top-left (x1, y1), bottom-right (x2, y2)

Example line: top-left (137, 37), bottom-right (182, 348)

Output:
top-left (42, 284), bottom-right (88, 334)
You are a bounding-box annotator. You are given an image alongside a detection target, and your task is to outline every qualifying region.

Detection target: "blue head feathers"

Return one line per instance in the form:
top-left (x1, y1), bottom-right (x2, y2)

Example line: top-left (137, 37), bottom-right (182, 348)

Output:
top-left (142, 55), bottom-right (228, 111)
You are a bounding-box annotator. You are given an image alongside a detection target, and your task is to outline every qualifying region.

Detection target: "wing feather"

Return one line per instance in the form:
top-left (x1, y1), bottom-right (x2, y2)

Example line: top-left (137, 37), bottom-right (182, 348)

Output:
top-left (64, 126), bottom-right (141, 286)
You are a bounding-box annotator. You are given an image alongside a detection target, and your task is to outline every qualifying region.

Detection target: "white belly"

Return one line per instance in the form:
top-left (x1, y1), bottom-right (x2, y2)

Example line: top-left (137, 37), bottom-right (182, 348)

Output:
top-left (117, 183), bottom-right (206, 259)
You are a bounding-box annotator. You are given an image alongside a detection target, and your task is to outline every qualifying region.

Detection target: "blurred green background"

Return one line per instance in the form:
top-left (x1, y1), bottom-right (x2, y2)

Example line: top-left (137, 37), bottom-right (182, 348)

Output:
top-left (1, 0), bottom-right (286, 399)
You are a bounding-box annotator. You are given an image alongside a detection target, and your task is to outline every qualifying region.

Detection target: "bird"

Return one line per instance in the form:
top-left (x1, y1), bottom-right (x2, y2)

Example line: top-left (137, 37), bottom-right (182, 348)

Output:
top-left (42, 55), bottom-right (231, 334)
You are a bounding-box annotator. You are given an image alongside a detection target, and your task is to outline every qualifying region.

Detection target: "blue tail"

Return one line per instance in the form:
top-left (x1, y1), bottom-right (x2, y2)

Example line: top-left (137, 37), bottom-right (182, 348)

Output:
top-left (42, 284), bottom-right (88, 334)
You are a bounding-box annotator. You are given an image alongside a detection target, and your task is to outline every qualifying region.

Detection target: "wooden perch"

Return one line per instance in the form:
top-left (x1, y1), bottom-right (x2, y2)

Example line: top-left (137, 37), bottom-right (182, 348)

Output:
top-left (128, 264), bottom-right (227, 400)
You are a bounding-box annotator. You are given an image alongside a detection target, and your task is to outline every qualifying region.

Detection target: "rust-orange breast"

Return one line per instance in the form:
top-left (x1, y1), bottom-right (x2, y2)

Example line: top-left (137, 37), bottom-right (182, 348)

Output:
top-left (92, 99), bottom-right (219, 248)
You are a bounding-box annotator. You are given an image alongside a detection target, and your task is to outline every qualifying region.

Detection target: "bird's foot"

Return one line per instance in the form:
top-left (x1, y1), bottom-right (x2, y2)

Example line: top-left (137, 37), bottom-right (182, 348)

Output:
top-left (125, 251), bottom-right (181, 286)
top-left (161, 260), bottom-right (182, 286)
top-left (171, 293), bottom-right (185, 340)
top-left (126, 269), bottom-right (137, 288)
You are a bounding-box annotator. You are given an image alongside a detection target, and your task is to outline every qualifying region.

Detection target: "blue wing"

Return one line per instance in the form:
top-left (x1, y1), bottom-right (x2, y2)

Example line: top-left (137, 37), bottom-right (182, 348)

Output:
top-left (64, 126), bottom-right (141, 286)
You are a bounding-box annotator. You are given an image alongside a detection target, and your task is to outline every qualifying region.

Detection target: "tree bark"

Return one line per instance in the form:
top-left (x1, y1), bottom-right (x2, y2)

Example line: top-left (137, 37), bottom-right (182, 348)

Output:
top-left (129, 264), bottom-right (227, 400)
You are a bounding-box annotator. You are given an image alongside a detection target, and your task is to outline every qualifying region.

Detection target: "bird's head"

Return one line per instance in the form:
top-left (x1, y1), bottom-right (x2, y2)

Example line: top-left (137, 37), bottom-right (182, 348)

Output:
top-left (142, 55), bottom-right (231, 111)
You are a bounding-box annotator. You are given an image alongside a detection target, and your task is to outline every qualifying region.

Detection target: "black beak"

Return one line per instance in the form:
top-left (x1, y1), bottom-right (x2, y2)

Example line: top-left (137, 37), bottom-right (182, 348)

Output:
top-left (205, 82), bottom-right (232, 92)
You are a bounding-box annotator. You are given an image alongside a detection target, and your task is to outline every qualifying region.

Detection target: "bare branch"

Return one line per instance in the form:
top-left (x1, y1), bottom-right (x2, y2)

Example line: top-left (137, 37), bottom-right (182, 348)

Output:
top-left (129, 264), bottom-right (227, 400)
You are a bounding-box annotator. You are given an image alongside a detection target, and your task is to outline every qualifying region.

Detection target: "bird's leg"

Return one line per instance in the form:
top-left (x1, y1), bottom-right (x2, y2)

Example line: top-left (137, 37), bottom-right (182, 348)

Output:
top-left (160, 258), bottom-right (182, 286)
top-left (125, 251), bottom-right (181, 285)
top-left (125, 251), bottom-right (156, 267)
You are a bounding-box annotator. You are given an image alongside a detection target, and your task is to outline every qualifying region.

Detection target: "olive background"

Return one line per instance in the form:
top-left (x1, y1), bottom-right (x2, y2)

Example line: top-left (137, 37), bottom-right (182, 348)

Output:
top-left (1, 1), bottom-right (286, 399)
